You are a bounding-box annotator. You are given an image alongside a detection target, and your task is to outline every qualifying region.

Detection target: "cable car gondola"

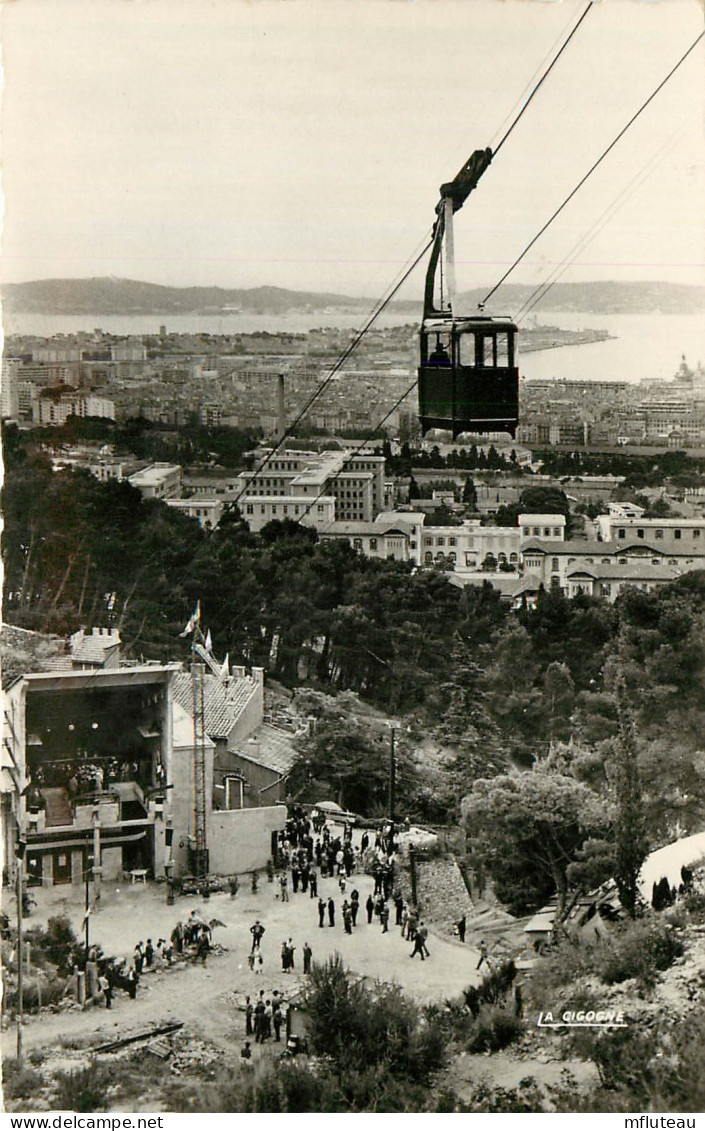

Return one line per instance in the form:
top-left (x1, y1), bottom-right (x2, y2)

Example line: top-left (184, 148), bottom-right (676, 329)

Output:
top-left (418, 148), bottom-right (519, 438)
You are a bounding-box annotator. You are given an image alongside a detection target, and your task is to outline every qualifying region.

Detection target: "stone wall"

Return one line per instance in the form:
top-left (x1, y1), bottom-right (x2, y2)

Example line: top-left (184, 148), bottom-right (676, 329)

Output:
top-left (411, 853), bottom-right (475, 937)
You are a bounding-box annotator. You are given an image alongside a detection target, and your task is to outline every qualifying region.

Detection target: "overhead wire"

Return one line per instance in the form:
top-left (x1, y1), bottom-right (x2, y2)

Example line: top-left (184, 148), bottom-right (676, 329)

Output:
top-left (488, 1), bottom-right (590, 152)
top-left (229, 230), bottom-right (433, 509)
top-left (481, 29), bottom-right (705, 307)
top-left (492, 0), bottom-right (595, 158)
top-left (513, 115), bottom-right (696, 324)
top-left (231, 0), bottom-right (600, 508)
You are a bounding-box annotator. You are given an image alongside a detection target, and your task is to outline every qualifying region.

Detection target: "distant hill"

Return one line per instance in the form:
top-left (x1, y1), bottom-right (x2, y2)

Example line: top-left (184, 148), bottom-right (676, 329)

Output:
top-left (457, 280), bottom-right (705, 316)
top-left (2, 276), bottom-right (704, 316)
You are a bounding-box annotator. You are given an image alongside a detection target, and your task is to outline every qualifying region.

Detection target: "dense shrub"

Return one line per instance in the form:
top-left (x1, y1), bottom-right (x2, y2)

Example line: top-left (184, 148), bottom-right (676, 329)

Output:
top-left (2, 1058), bottom-right (46, 1101)
top-left (597, 918), bottom-right (684, 987)
top-left (304, 955), bottom-right (445, 1084)
top-left (53, 1061), bottom-right (111, 1113)
top-left (467, 1005), bottom-right (524, 1053)
top-left (25, 915), bottom-right (83, 975)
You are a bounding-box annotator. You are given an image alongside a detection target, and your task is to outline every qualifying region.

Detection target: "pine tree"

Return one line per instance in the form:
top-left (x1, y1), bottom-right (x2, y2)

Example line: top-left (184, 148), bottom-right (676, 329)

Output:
top-left (612, 676), bottom-right (648, 917)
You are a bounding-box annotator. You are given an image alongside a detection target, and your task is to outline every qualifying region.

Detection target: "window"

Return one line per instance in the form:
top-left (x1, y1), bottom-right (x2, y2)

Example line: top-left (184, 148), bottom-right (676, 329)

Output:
top-left (551, 557), bottom-right (559, 571)
top-left (637, 529), bottom-right (645, 539)
top-left (436, 537), bottom-right (445, 547)
top-left (618, 528), bottom-right (626, 539)
top-left (510, 553), bottom-right (518, 563)
top-left (655, 529), bottom-right (663, 540)
top-left (260, 505), bottom-right (266, 515)
top-left (353, 539), bottom-right (363, 552)
top-left (553, 527), bottom-right (562, 538)
top-left (522, 527), bottom-right (531, 538)
top-left (410, 541), bottom-right (416, 550)
top-left (246, 504), bottom-right (254, 515)
top-left (317, 505), bottom-right (324, 514)
top-left (425, 551), bottom-right (433, 564)
top-left (369, 538), bottom-right (378, 551)
top-left (283, 506), bottom-right (288, 516)
top-left (694, 529), bottom-right (701, 539)
top-left (272, 505), bottom-right (277, 515)
top-left (675, 529), bottom-right (682, 540)
top-left (532, 526), bottom-right (540, 537)
top-left (602, 557), bottom-right (610, 564)
top-left (449, 537), bottom-right (457, 547)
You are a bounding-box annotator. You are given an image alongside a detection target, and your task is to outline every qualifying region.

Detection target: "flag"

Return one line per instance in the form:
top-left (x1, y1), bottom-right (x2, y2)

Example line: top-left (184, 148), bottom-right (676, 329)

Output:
top-left (219, 653), bottom-right (229, 681)
top-left (204, 629), bottom-right (213, 653)
top-left (179, 600), bottom-right (201, 637)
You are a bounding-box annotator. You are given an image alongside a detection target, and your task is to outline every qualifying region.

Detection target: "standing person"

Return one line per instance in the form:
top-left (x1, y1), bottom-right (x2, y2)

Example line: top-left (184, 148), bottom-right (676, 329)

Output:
top-left (292, 865), bottom-right (300, 894)
top-left (361, 831), bottom-right (369, 853)
top-left (245, 996), bottom-right (253, 1036)
top-left (350, 892), bottom-right (359, 927)
top-left (477, 940), bottom-right (489, 971)
top-left (327, 897), bottom-right (335, 927)
top-left (254, 997), bottom-right (265, 1042)
top-left (273, 1002), bottom-right (283, 1041)
top-left (144, 939), bottom-right (155, 968)
top-left (250, 920), bottom-right (265, 951)
top-left (343, 904), bottom-right (352, 935)
top-left (127, 968), bottom-right (139, 999)
top-left (133, 942), bottom-right (144, 974)
top-left (303, 942), bottom-right (313, 974)
top-left (394, 893), bottom-right (404, 926)
top-left (279, 873), bottom-right (289, 902)
top-left (318, 897), bottom-right (326, 928)
top-left (99, 971), bottom-right (112, 1009)
top-left (366, 894), bottom-right (374, 924)
top-left (309, 868), bottom-right (318, 899)
top-left (380, 903), bottom-right (390, 933)
top-left (401, 905), bottom-right (409, 938)
top-left (281, 940), bottom-right (290, 973)
top-left (171, 923), bottom-right (184, 954)
top-left (456, 915), bottom-right (467, 944)
top-left (196, 932), bottom-right (209, 966)
top-left (263, 1000), bottom-right (273, 1042)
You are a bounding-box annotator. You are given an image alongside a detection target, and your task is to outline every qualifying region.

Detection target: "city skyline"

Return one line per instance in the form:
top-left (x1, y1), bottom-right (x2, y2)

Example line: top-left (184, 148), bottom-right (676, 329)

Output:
top-left (1, 0), bottom-right (704, 302)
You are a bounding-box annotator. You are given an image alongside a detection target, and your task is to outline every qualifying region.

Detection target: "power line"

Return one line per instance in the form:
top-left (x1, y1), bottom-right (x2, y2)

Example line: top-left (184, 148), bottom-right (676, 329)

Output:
top-left (482, 29), bottom-right (705, 307)
top-left (513, 116), bottom-right (696, 324)
top-left (230, 3), bottom-right (597, 499)
top-left (230, 232), bottom-right (432, 510)
top-left (492, 0), bottom-right (595, 157)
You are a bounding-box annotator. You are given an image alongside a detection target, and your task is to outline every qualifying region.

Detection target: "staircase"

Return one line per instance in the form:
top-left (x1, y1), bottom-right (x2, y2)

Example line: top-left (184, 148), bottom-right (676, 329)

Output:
top-left (41, 787), bottom-right (74, 827)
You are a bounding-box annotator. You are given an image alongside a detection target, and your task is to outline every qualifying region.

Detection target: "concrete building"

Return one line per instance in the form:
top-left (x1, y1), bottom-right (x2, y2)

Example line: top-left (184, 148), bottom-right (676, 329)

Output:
top-left (596, 513), bottom-right (705, 554)
top-left (166, 497), bottom-right (225, 529)
top-left (34, 391), bottom-right (116, 427)
top-left (128, 463), bottom-right (183, 500)
top-left (2, 638), bottom-right (286, 887)
top-left (520, 538), bottom-right (704, 594)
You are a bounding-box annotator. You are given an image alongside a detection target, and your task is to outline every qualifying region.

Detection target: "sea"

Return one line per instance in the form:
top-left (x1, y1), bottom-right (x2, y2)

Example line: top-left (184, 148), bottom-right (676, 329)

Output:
top-left (3, 309), bottom-right (705, 386)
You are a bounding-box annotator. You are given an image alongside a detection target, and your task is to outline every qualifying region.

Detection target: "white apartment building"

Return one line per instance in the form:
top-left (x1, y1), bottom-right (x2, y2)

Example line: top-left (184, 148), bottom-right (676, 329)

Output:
top-left (128, 463), bottom-right (183, 500)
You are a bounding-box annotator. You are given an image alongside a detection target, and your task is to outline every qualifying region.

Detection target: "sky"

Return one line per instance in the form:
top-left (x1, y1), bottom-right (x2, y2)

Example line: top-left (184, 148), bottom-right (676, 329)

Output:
top-left (1, 0), bottom-right (704, 301)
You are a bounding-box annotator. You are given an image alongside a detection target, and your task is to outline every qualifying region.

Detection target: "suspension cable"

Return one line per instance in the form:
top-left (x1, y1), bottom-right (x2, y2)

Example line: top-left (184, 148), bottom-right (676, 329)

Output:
top-left (230, 231), bottom-right (433, 509)
top-left (482, 29), bottom-right (705, 307)
top-left (229, 0), bottom-right (598, 501)
top-left (513, 116), bottom-right (695, 324)
top-left (493, 0), bottom-right (595, 158)
top-left (488, 0), bottom-right (593, 153)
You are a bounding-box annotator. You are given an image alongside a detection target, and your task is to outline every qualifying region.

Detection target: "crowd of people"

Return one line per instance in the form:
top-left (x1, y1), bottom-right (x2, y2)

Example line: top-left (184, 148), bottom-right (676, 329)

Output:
top-left (89, 808), bottom-right (477, 1024)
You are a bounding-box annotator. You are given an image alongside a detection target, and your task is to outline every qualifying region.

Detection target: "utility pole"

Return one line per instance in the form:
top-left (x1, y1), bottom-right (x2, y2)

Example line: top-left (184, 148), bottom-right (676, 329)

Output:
top-left (388, 725), bottom-right (396, 824)
top-left (84, 859), bottom-right (92, 965)
top-left (16, 835), bottom-right (26, 1064)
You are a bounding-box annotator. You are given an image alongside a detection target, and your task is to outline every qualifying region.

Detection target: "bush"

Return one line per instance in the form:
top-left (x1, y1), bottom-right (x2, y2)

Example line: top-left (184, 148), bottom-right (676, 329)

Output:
top-left (53, 1060), bottom-right (111, 1113)
top-left (467, 1005), bottom-right (524, 1053)
top-left (25, 915), bottom-right (82, 975)
top-left (596, 918), bottom-right (684, 988)
top-left (2, 1058), bottom-right (46, 1101)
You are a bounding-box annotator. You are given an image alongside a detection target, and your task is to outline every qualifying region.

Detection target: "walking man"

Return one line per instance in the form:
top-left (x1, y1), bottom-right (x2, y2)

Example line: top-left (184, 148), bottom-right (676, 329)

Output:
top-left (456, 915), bottom-right (466, 944)
top-left (366, 894), bottom-right (374, 924)
top-left (477, 940), bottom-right (489, 971)
top-left (410, 932), bottom-right (426, 961)
top-left (250, 920), bottom-right (265, 952)
top-left (327, 897), bottom-right (335, 927)
top-left (303, 941), bottom-right (313, 974)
